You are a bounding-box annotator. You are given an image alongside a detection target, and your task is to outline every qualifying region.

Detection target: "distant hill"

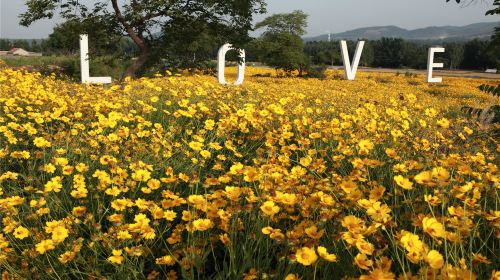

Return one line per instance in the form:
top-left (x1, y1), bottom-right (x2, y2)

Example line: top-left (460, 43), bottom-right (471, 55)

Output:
top-left (305, 22), bottom-right (499, 42)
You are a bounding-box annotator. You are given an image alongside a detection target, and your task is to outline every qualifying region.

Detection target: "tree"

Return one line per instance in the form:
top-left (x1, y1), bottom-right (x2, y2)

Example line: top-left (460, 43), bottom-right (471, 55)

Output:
top-left (486, 30), bottom-right (500, 68)
top-left (0, 40), bottom-right (10, 51)
top-left (372, 38), bottom-right (407, 68)
top-left (448, 0), bottom-right (500, 41)
top-left (304, 41), bottom-right (341, 66)
top-left (156, 16), bottom-right (225, 70)
top-left (13, 40), bottom-right (30, 50)
top-left (447, 0), bottom-right (500, 14)
top-left (255, 33), bottom-right (309, 76)
top-left (448, 0), bottom-right (499, 69)
top-left (20, 0), bottom-right (266, 77)
top-left (461, 39), bottom-right (494, 69)
top-left (45, 18), bottom-right (120, 55)
top-left (254, 11), bottom-right (309, 76)
top-left (255, 10), bottom-right (308, 36)
top-left (443, 42), bottom-right (464, 69)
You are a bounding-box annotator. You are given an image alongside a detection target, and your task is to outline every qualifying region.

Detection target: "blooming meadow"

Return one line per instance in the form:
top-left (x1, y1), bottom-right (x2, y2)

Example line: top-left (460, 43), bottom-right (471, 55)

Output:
top-left (0, 64), bottom-right (498, 279)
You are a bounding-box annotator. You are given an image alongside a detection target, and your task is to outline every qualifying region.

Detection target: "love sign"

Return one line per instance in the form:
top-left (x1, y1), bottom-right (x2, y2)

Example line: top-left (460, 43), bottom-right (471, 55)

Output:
top-left (80, 35), bottom-right (112, 84)
top-left (79, 35), bottom-right (445, 85)
top-left (217, 44), bottom-right (246, 85)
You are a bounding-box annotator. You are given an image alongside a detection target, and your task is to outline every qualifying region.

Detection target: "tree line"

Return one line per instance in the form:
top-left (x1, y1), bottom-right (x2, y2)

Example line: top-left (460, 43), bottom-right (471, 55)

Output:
top-left (303, 38), bottom-right (499, 71)
top-left (3, 0), bottom-right (499, 78)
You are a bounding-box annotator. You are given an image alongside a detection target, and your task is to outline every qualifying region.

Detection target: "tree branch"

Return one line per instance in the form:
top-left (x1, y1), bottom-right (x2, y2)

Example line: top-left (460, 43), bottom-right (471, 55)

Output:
top-left (110, 0), bottom-right (148, 50)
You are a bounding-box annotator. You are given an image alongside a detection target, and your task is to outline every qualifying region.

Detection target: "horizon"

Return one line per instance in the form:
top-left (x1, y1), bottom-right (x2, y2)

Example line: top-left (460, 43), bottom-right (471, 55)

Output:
top-left (0, 21), bottom-right (498, 41)
top-left (0, 0), bottom-right (498, 39)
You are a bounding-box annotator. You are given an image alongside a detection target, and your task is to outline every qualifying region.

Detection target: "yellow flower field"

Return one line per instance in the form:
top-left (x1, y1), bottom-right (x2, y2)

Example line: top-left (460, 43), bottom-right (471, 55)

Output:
top-left (0, 65), bottom-right (498, 279)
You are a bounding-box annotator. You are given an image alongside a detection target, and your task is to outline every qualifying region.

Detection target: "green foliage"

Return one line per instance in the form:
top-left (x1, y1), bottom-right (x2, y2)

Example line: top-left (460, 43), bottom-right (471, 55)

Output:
top-left (461, 39), bottom-right (494, 69)
top-left (479, 84), bottom-right (500, 97)
top-left (461, 83), bottom-right (500, 125)
top-left (461, 105), bottom-right (500, 124)
top-left (154, 17), bottom-right (225, 71)
top-left (45, 18), bottom-right (125, 55)
top-left (372, 38), bottom-right (424, 68)
top-left (304, 41), bottom-right (341, 66)
top-left (447, 0), bottom-right (500, 14)
top-left (442, 42), bottom-right (464, 69)
top-left (0, 39), bottom-right (44, 52)
top-left (20, 0), bottom-right (267, 77)
top-left (254, 10), bottom-right (308, 36)
top-left (254, 11), bottom-right (310, 76)
top-left (305, 64), bottom-right (328, 79)
top-left (2, 55), bottom-right (130, 81)
top-left (254, 32), bottom-right (309, 76)
top-left (304, 38), bottom-right (497, 70)
top-left (486, 0), bottom-right (500, 15)
top-left (448, 0), bottom-right (500, 62)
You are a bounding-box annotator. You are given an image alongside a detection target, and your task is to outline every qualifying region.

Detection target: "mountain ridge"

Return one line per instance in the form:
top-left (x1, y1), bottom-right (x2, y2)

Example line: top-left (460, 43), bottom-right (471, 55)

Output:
top-left (304, 22), bottom-right (499, 42)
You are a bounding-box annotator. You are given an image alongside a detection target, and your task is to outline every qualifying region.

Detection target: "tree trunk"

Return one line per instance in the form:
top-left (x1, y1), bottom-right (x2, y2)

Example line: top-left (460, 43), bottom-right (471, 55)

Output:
top-left (111, 0), bottom-right (150, 78)
top-left (123, 48), bottom-right (150, 78)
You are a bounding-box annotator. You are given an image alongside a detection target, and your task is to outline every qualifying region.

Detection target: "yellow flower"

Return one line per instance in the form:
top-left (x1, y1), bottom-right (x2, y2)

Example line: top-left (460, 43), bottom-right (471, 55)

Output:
top-left (437, 117), bottom-right (450, 128)
top-left (155, 255), bottom-right (176, 266)
top-left (342, 215), bottom-right (365, 234)
top-left (317, 246), bottom-right (337, 262)
top-left (192, 218), bottom-right (213, 231)
top-left (54, 157), bottom-right (69, 166)
top-left (10, 151), bottom-right (30, 159)
top-left (260, 201), bottom-right (280, 216)
top-left (117, 230), bottom-right (132, 240)
top-left (414, 171), bottom-right (433, 186)
top-left (394, 175), bottom-right (413, 190)
top-left (472, 253), bottom-right (491, 264)
top-left (366, 202), bottom-right (391, 222)
top-left (13, 226), bottom-right (29, 239)
top-left (426, 250), bottom-right (444, 269)
top-left (356, 240), bottom-right (375, 255)
top-left (164, 210), bottom-right (177, 221)
top-left (36, 239), bottom-right (55, 254)
top-left (147, 179), bottom-right (161, 190)
top-left (359, 269), bottom-right (395, 280)
top-left (305, 225), bottom-right (324, 239)
top-left (33, 137), bottom-right (51, 148)
top-left (188, 141), bottom-right (203, 151)
top-left (132, 169), bottom-right (151, 182)
top-left (284, 274), bottom-right (301, 280)
top-left (108, 249), bottom-right (124, 264)
top-left (178, 173), bottom-right (190, 182)
top-left (204, 119), bottom-right (215, 130)
top-left (200, 150), bottom-right (211, 158)
top-left (385, 148), bottom-right (398, 158)
top-left (358, 139), bottom-right (374, 155)
top-left (276, 192), bottom-right (297, 205)
top-left (422, 217), bottom-right (445, 238)
top-left (431, 167), bottom-right (450, 184)
top-left (463, 126), bottom-right (473, 135)
top-left (51, 226), bottom-right (69, 243)
top-left (295, 247), bottom-right (318, 266)
top-left (400, 232), bottom-right (425, 254)
top-left (43, 163), bottom-right (56, 173)
top-left (58, 251), bottom-right (76, 264)
top-left (354, 253), bottom-right (373, 270)
top-left (44, 176), bottom-right (63, 193)
top-left (425, 108), bottom-right (438, 117)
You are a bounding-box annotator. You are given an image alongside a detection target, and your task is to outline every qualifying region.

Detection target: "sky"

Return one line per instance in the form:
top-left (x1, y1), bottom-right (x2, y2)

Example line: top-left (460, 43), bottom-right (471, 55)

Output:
top-left (0, 0), bottom-right (498, 39)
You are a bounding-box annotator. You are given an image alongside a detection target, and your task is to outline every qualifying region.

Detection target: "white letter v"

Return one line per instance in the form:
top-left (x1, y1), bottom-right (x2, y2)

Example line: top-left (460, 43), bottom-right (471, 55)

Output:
top-left (340, 40), bottom-right (365, 81)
